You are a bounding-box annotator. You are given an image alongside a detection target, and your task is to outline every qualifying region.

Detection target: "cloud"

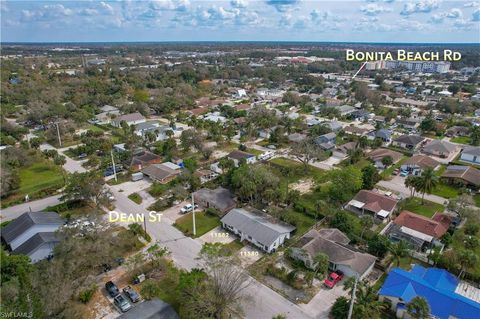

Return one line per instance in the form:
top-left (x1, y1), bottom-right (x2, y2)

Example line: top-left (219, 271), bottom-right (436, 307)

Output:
top-left (464, 2), bottom-right (479, 8)
top-left (446, 8), bottom-right (462, 19)
top-left (231, 0), bottom-right (249, 8)
top-left (429, 13), bottom-right (444, 23)
top-left (266, 0), bottom-right (300, 12)
top-left (354, 16), bottom-right (394, 31)
top-left (310, 9), bottom-right (332, 21)
top-left (400, 0), bottom-right (439, 15)
top-left (172, 5), bottom-right (262, 28)
top-left (473, 8), bottom-right (480, 21)
top-left (453, 18), bottom-right (474, 29)
top-left (21, 4), bottom-right (73, 22)
top-left (99, 2), bottom-right (115, 15)
top-left (360, 4), bottom-right (391, 16)
top-left (149, 0), bottom-right (190, 12)
top-left (366, 0), bottom-right (395, 3)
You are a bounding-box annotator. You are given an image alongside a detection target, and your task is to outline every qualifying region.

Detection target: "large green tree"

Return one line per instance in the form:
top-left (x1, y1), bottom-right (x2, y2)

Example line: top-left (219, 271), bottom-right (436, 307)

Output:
top-left (407, 296), bottom-right (431, 319)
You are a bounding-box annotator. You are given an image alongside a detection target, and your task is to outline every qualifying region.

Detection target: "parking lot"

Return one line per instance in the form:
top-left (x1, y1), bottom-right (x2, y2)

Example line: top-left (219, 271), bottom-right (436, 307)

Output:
top-left (110, 179), bottom-right (152, 196)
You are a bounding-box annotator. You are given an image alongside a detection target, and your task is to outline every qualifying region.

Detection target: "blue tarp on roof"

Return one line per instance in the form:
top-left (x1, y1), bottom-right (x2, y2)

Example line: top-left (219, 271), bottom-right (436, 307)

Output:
top-left (379, 265), bottom-right (480, 319)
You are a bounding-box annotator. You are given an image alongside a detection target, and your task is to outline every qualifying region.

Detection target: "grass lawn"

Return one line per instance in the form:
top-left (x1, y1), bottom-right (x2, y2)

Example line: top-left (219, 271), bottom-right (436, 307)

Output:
top-left (450, 136), bottom-right (471, 145)
top-left (451, 228), bottom-right (480, 278)
top-left (269, 157), bottom-right (326, 181)
top-left (2, 161), bottom-right (65, 207)
top-left (403, 197), bottom-right (444, 218)
top-left (430, 183), bottom-right (460, 199)
top-left (86, 124), bottom-right (107, 133)
top-left (474, 194), bottom-right (480, 208)
top-left (174, 211), bottom-right (221, 238)
top-left (106, 173), bottom-right (131, 185)
top-left (283, 209), bottom-right (316, 237)
top-left (128, 192), bottom-right (143, 204)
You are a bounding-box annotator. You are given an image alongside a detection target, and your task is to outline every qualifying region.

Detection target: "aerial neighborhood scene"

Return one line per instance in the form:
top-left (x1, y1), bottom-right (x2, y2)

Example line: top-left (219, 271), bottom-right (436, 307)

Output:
top-left (1, 1), bottom-right (480, 319)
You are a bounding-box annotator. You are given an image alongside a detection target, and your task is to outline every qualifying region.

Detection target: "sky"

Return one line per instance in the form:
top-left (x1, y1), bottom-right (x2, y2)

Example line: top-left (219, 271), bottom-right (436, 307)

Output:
top-left (1, 0), bottom-right (480, 43)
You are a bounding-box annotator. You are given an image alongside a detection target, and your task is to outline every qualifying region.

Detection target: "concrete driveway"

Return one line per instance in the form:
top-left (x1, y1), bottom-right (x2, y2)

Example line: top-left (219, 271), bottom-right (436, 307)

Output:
top-left (158, 200), bottom-right (190, 225)
top-left (377, 175), bottom-right (449, 205)
top-left (197, 226), bottom-right (235, 244)
top-left (238, 245), bottom-right (264, 267)
top-left (300, 281), bottom-right (349, 319)
top-left (110, 180), bottom-right (152, 196)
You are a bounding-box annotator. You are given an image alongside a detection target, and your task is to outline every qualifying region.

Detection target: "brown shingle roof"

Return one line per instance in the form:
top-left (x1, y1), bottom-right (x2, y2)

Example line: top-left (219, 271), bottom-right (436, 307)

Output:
top-left (394, 211), bottom-right (450, 238)
top-left (367, 148), bottom-right (403, 163)
top-left (441, 166), bottom-right (480, 186)
top-left (403, 155), bottom-right (440, 170)
top-left (352, 190), bottom-right (398, 213)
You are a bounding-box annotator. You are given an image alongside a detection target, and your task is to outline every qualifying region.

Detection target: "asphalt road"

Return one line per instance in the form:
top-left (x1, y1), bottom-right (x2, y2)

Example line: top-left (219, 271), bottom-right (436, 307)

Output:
top-left (109, 187), bottom-right (313, 319)
top-left (0, 195), bottom-right (62, 221)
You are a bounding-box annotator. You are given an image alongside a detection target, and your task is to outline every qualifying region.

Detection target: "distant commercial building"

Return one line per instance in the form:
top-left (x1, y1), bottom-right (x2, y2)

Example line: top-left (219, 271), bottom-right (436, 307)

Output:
top-left (365, 60), bottom-right (450, 73)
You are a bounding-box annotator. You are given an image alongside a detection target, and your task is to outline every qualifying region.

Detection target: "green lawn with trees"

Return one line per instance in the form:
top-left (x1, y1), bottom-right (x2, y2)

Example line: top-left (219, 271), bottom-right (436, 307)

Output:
top-left (174, 211), bottom-right (221, 238)
top-left (128, 192), bottom-right (143, 204)
top-left (402, 198), bottom-right (444, 218)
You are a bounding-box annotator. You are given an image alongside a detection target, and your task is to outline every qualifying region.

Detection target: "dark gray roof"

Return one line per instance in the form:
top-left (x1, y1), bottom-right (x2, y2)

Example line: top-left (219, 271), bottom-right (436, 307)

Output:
top-left (118, 299), bottom-right (179, 319)
top-left (12, 232), bottom-right (59, 256)
top-left (1, 212), bottom-right (63, 245)
top-left (142, 164), bottom-right (177, 181)
top-left (394, 134), bottom-right (425, 145)
top-left (463, 146), bottom-right (480, 156)
top-left (193, 187), bottom-right (235, 213)
top-left (221, 208), bottom-right (295, 247)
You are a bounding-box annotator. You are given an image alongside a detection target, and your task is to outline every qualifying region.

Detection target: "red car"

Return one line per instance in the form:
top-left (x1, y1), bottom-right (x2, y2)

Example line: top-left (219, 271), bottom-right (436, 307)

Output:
top-left (324, 271), bottom-right (344, 288)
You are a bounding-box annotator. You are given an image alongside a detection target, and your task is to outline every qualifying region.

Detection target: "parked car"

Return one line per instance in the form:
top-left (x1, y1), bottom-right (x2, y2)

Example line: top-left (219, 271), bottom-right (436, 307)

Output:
top-left (399, 170), bottom-right (408, 177)
top-left (105, 281), bottom-right (120, 297)
top-left (78, 153), bottom-right (88, 159)
top-left (180, 204), bottom-right (198, 214)
top-left (114, 294), bottom-right (132, 312)
top-left (123, 286), bottom-right (141, 303)
top-left (392, 168), bottom-right (400, 176)
top-left (324, 271), bottom-right (344, 289)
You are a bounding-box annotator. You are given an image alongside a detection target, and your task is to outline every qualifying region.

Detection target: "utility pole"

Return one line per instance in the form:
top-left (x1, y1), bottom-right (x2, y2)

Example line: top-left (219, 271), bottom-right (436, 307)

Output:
top-left (55, 122), bottom-right (62, 147)
top-left (111, 150), bottom-right (117, 182)
top-left (347, 276), bottom-right (358, 319)
top-left (192, 193), bottom-right (196, 236)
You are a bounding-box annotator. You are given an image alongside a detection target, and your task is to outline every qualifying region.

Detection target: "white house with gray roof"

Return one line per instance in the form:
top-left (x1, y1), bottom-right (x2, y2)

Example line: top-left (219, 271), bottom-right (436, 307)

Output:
top-left (221, 208), bottom-right (295, 253)
top-left (460, 146), bottom-right (480, 165)
top-left (1, 212), bottom-right (64, 263)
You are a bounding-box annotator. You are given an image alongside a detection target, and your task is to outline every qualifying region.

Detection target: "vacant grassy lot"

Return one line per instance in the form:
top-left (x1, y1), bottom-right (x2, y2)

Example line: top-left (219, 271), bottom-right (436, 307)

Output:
top-left (431, 183), bottom-right (460, 199)
top-left (451, 228), bottom-right (480, 279)
top-left (2, 161), bottom-right (65, 208)
top-left (475, 194), bottom-right (480, 208)
top-left (128, 192), bottom-right (143, 204)
top-left (402, 197), bottom-right (444, 218)
top-left (174, 211), bottom-right (221, 238)
top-left (450, 136), bottom-right (471, 145)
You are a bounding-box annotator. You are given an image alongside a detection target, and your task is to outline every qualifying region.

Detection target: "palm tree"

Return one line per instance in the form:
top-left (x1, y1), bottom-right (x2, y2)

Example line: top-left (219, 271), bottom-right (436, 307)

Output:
top-left (352, 282), bottom-right (388, 319)
top-left (404, 175), bottom-right (419, 198)
top-left (416, 168), bottom-right (438, 204)
top-left (312, 253), bottom-right (329, 279)
top-left (407, 296), bottom-right (430, 319)
top-left (389, 240), bottom-right (410, 267)
top-left (457, 250), bottom-right (478, 279)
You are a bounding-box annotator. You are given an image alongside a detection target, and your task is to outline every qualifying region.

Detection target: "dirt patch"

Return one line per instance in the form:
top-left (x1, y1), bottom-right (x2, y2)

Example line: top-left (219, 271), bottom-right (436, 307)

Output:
top-left (289, 179), bottom-right (314, 194)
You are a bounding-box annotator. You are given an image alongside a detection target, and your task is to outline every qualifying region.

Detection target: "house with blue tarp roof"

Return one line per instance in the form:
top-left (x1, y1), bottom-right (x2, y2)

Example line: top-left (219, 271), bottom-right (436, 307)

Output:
top-left (379, 265), bottom-right (480, 319)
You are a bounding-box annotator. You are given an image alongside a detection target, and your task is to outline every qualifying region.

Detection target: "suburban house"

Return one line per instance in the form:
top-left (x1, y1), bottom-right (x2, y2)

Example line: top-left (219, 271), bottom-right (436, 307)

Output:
top-left (441, 165), bottom-right (480, 189)
top-left (1, 212), bottom-right (64, 263)
top-left (392, 135), bottom-right (425, 151)
top-left (383, 211), bottom-right (451, 253)
top-left (290, 228), bottom-right (376, 279)
top-left (118, 298), bottom-right (179, 319)
top-left (93, 105), bottom-right (120, 124)
top-left (393, 97), bottom-right (429, 108)
top-left (367, 148), bottom-right (403, 169)
top-left (445, 126), bottom-right (470, 137)
top-left (400, 155), bottom-right (440, 175)
top-left (315, 132), bottom-right (336, 150)
top-left (111, 112), bottom-right (146, 128)
top-left (129, 150), bottom-right (162, 171)
top-left (134, 121), bottom-right (173, 141)
top-left (322, 120), bottom-right (343, 132)
top-left (335, 105), bottom-right (356, 116)
top-left (227, 150), bottom-right (257, 167)
top-left (422, 140), bottom-right (457, 158)
top-left (350, 109), bottom-right (370, 121)
top-left (141, 163), bottom-right (181, 184)
top-left (460, 146), bottom-right (480, 165)
top-left (193, 169), bottom-right (219, 184)
top-left (379, 265), bottom-right (480, 319)
top-left (396, 118), bottom-right (420, 131)
top-left (193, 187), bottom-right (236, 215)
top-left (346, 190), bottom-right (399, 222)
top-left (220, 208), bottom-right (295, 253)
top-left (343, 126), bottom-right (371, 137)
top-left (332, 142), bottom-right (357, 159)
top-left (288, 133), bottom-right (307, 143)
top-left (367, 129), bottom-right (392, 143)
